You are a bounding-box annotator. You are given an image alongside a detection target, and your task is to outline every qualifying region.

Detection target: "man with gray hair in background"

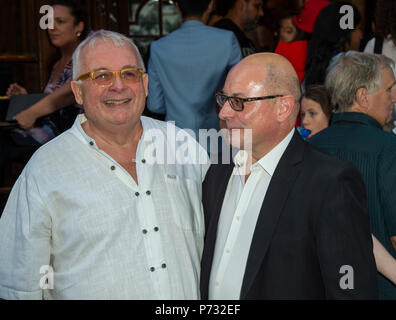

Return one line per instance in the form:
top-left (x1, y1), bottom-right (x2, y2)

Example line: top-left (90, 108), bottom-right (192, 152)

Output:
top-left (310, 52), bottom-right (396, 299)
top-left (0, 30), bottom-right (209, 299)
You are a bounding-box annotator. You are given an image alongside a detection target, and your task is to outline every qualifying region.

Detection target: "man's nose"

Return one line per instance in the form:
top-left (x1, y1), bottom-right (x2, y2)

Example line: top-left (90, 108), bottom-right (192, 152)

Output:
top-left (219, 100), bottom-right (235, 120)
top-left (110, 74), bottom-right (126, 91)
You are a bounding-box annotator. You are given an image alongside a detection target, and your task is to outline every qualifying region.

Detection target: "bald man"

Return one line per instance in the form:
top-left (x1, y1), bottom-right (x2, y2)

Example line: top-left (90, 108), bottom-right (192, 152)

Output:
top-left (200, 53), bottom-right (378, 299)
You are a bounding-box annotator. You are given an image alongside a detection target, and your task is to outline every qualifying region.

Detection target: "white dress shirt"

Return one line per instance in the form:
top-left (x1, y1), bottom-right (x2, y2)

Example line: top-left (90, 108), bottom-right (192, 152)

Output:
top-left (0, 114), bottom-right (209, 300)
top-left (208, 129), bottom-right (294, 299)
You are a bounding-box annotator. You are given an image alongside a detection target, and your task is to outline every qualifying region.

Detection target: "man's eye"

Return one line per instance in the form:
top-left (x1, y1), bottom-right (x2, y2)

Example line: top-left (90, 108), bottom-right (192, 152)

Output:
top-left (94, 72), bottom-right (111, 80)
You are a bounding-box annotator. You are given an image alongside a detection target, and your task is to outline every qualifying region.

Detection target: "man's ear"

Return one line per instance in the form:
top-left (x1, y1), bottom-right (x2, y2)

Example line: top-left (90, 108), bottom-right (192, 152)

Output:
top-left (277, 95), bottom-right (295, 122)
top-left (143, 73), bottom-right (149, 98)
top-left (355, 87), bottom-right (369, 111)
top-left (71, 80), bottom-right (84, 105)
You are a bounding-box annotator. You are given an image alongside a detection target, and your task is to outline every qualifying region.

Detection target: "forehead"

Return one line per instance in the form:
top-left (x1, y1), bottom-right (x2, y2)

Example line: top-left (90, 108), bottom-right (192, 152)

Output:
top-left (81, 40), bottom-right (139, 71)
top-left (301, 97), bottom-right (321, 110)
top-left (53, 5), bottom-right (72, 18)
top-left (380, 67), bottom-right (396, 86)
top-left (224, 65), bottom-right (266, 95)
top-left (250, 0), bottom-right (262, 6)
top-left (280, 17), bottom-right (293, 27)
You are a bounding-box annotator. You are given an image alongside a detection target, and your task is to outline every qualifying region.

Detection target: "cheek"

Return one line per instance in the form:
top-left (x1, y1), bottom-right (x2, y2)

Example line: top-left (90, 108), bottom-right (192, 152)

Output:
top-left (313, 115), bottom-right (329, 129)
top-left (243, 103), bottom-right (266, 121)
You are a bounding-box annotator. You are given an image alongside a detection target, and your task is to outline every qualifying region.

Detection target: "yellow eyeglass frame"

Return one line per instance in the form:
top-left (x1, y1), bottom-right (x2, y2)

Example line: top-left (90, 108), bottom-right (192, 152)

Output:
top-left (77, 67), bottom-right (144, 87)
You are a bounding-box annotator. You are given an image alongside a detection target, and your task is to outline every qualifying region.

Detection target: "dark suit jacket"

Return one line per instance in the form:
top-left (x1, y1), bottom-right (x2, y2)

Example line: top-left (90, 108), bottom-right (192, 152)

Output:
top-left (200, 131), bottom-right (378, 299)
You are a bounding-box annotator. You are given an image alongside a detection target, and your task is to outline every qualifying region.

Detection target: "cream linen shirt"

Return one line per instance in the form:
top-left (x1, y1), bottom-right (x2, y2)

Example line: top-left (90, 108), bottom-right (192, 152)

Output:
top-left (208, 129), bottom-right (294, 299)
top-left (0, 114), bottom-right (209, 300)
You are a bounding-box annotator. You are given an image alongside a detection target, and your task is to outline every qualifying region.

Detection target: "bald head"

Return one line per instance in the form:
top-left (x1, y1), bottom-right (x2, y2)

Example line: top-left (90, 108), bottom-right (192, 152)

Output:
top-left (230, 53), bottom-right (301, 102)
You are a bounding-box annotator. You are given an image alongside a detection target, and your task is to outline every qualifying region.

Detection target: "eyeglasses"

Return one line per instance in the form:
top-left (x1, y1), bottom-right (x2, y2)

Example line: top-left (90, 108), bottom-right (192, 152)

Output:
top-left (77, 67), bottom-right (143, 87)
top-left (215, 92), bottom-right (284, 112)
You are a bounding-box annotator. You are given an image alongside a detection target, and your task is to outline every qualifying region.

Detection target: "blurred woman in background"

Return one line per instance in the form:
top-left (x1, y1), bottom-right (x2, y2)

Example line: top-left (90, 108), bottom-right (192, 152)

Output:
top-left (1, 0), bottom-right (86, 185)
top-left (6, 0), bottom-right (86, 143)
top-left (304, 1), bottom-right (362, 87)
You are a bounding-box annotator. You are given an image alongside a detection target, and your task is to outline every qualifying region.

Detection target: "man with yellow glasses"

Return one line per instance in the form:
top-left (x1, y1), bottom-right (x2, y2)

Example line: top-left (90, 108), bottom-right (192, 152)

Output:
top-left (0, 30), bottom-right (209, 300)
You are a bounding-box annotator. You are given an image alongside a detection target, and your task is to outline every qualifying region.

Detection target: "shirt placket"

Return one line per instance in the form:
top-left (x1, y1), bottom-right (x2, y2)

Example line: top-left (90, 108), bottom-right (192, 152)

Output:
top-left (213, 165), bottom-right (260, 295)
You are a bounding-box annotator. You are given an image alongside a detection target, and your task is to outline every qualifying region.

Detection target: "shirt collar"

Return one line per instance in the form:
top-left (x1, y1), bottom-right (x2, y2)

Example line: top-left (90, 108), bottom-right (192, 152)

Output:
top-left (233, 128), bottom-right (295, 177)
top-left (72, 114), bottom-right (94, 145)
top-left (181, 20), bottom-right (204, 28)
top-left (331, 112), bottom-right (383, 130)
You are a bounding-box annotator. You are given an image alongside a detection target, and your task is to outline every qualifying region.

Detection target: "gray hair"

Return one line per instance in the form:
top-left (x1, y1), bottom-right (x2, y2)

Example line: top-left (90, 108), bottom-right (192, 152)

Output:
top-left (72, 29), bottom-right (146, 80)
top-left (325, 52), bottom-right (394, 113)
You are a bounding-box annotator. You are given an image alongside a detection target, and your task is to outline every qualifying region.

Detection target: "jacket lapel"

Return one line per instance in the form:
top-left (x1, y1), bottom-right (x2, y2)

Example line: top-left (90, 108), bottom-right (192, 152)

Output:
top-left (240, 131), bottom-right (305, 298)
top-left (200, 162), bottom-right (234, 298)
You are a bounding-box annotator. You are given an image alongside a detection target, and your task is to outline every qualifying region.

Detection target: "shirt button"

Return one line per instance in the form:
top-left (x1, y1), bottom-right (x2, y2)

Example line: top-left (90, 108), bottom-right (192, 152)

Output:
top-left (161, 263), bottom-right (167, 269)
top-left (110, 165), bottom-right (116, 171)
top-left (142, 229), bottom-right (148, 234)
top-left (135, 192), bottom-right (140, 197)
top-left (150, 267), bottom-right (155, 272)
top-left (216, 281), bottom-right (220, 287)
top-left (226, 249), bottom-right (230, 254)
top-left (142, 159), bottom-right (146, 164)
top-left (89, 141), bottom-right (94, 146)
top-left (154, 227), bottom-right (159, 232)
top-left (146, 190), bottom-right (151, 195)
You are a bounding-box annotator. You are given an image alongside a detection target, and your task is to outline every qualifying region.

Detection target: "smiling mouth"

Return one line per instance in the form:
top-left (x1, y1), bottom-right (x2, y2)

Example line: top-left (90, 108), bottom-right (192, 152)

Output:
top-left (104, 98), bottom-right (132, 106)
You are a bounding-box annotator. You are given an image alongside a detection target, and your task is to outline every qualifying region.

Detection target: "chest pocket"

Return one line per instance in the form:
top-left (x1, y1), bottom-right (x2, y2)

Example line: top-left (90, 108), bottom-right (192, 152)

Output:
top-left (164, 173), bottom-right (203, 234)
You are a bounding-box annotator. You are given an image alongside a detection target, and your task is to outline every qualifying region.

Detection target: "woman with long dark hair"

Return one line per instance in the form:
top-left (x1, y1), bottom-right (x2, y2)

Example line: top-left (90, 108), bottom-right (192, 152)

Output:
top-left (304, 1), bottom-right (362, 87)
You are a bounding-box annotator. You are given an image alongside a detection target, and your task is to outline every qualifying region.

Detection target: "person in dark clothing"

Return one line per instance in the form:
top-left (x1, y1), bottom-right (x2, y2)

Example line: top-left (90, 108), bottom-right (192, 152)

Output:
top-left (213, 0), bottom-right (263, 57)
top-left (310, 52), bottom-right (396, 299)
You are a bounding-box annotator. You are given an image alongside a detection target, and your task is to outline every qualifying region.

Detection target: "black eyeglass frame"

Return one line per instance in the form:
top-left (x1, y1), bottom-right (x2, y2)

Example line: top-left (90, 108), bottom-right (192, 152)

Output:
top-left (215, 92), bottom-right (284, 112)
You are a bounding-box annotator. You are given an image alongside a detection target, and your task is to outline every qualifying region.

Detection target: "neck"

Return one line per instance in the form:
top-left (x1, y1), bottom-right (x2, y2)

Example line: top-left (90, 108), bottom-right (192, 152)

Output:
top-left (184, 15), bottom-right (205, 24)
top-left (59, 41), bottom-right (79, 62)
top-left (250, 129), bottom-right (292, 164)
top-left (82, 120), bottom-right (143, 150)
top-left (349, 105), bottom-right (366, 115)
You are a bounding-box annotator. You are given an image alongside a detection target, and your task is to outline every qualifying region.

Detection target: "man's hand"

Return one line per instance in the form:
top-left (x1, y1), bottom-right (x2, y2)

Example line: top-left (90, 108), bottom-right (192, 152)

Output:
top-left (6, 83), bottom-right (28, 98)
top-left (14, 108), bottom-right (38, 130)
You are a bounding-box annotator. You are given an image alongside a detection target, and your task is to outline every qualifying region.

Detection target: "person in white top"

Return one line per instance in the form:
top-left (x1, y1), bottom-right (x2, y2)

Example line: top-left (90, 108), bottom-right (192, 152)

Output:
top-left (0, 30), bottom-right (209, 300)
top-left (363, 0), bottom-right (396, 133)
top-left (200, 52), bottom-right (378, 299)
